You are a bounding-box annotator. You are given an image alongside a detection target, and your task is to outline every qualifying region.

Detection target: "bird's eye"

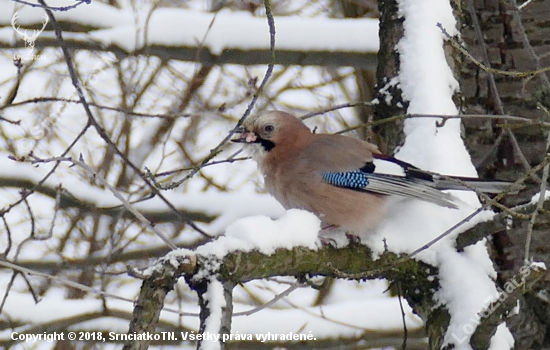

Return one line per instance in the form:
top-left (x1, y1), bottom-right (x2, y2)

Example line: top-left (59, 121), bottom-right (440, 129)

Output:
top-left (264, 124), bottom-right (274, 133)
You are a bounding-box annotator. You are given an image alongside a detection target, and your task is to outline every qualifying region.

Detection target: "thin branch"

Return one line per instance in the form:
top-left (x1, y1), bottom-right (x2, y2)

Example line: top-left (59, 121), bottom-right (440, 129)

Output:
top-left (396, 281), bottom-right (407, 350)
top-left (0, 115), bottom-right (21, 125)
top-left (517, 0), bottom-right (534, 10)
top-left (506, 127), bottom-right (540, 181)
top-left (1, 216), bottom-right (12, 257)
top-left (0, 175), bottom-right (216, 224)
top-left (39, 1), bottom-right (209, 237)
top-left (11, 0), bottom-right (90, 11)
top-left (21, 194), bottom-right (35, 238)
top-left (438, 22), bottom-right (550, 79)
top-left (474, 129), bottom-right (505, 170)
top-left (409, 208), bottom-right (483, 257)
top-left (153, 157), bottom-right (249, 178)
top-left (147, 0), bottom-right (277, 190)
top-left (524, 109), bottom-right (550, 261)
top-left (0, 97), bottom-right (187, 119)
top-left (0, 259), bottom-right (134, 303)
top-left (3, 56), bottom-right (23, 108)
top-left (508, 0), bottom-right (550, 89)
top-left (337, 113), bottom-right (550, 135)
top-left (300, 101), bottom-right (374, 120)
top-left (46, 184), bottom-right (62, 238)
top-left (233, 282), bottom-right (302, 316)
top-left (1, 258), bottom-right (200, 318)
top-left (1, 124), bottom-right (90, 218)
top-left (28, 154), bottom-right (177, 249)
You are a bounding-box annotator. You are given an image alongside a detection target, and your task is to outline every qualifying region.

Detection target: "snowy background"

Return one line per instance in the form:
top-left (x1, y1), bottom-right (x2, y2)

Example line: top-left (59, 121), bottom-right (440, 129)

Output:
top-left (0, 0), bottom-right (548, 349)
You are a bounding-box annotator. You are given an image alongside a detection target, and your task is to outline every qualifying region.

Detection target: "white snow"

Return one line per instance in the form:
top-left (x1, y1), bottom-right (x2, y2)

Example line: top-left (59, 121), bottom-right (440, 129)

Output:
top-left (488, 323), bottom-right (515, 349)
top-left (201, 278), bottom-right (226, 350)
top-left (143, 8), bottom-right (378, 55)
top-left (231, 294), bottom-right (423, 339)
top-left (0, 1), bottom-right (132, 27)
top-left (0, 2), bottom-right (379, 55)
top-left (0, 0), bottom-right (539, 349)
top-left (195, 209), bottom-right (320, 258)
top-left (528, 190), bottom-right (550, 205)
top-left (361, 0), bottom-right (516, 347)
top-left (530, 261), bottom-right (547, 270)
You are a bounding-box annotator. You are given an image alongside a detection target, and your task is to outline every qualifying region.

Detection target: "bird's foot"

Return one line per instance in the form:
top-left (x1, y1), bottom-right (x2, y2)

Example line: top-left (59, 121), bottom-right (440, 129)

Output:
top-left (319, 225), bottom-right (360, 247)
top-left (319, 236), bottom-right (338, 247)
top-left (345, 233), bottom-right (362, 245)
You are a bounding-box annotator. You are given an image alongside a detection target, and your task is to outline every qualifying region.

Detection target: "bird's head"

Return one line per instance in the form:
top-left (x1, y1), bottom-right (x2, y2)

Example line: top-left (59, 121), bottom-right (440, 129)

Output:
top-left (231, 111), bottom-right (311, 156)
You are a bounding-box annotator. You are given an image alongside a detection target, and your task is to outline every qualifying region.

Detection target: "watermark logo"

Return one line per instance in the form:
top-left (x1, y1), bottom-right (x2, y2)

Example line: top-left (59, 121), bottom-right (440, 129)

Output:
top-left (11, 11), bottom-right (49, 60)
top-left (450, 261), bottom-right (546, 345)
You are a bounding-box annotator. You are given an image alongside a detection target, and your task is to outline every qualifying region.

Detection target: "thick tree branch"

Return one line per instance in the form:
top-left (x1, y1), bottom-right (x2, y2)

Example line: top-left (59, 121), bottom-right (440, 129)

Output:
top-left (470, 263), bottom-right (547, 349)
top-left (122, 254), bottom-right (196, 350)
top-left (123, 244), bottom-right (439, 350)
top-left (1, 177), bottom-right (216, 224)
top-left (122, 194), bottom-right (550, 350)
top-left (0, 38), bottom-right (377, 69)
top-left (455, 198), bottom-right (550, 251)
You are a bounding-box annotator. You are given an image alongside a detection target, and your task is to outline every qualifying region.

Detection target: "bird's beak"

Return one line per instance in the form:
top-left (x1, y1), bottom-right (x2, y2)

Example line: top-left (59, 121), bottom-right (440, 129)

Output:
top-left (231, 126), bottom-right (258, 143)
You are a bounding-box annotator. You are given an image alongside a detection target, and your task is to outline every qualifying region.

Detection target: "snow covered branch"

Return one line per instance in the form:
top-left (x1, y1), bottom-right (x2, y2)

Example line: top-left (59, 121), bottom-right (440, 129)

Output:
top-left (120, 206), bottom-right (549, 350)
top-left (455, 197), bottom-right (550, 251)
top-left (121, 235), bottom-right (434, 350)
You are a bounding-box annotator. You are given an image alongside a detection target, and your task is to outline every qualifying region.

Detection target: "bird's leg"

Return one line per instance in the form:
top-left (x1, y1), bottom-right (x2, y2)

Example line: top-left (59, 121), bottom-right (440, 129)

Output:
top-left (320, 224), bottom-right (362, 246)
top-left (319, 236), bottom-right (338, 247)
top-left (345, 233), bottom-right (362, 245)
top-left (319, 224), bottom-right (338, 246)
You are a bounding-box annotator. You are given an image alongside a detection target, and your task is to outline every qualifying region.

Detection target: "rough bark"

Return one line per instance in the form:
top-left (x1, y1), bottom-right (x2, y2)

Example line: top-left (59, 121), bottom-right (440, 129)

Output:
top-left (121, 197), bottom-right (549, 349)
top-left (122, 255), bottom-right (195, 350)
top-left (372, 0), bottom-right (406, 154)
top-left (460, 0), bottom-right (550, 347)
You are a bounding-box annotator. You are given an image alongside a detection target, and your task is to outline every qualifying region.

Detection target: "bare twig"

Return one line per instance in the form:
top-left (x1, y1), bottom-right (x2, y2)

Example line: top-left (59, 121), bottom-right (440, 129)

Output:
top-left (409, 208), bottom-right (484, 257)
top-left (396, 281), bottom-right (408, 350)
top-left (39, 0), bottom-right (209, 237)
top-left (12, 0), bottom-right (90, 10)
top-left (45, 185), bottom-right (62, 238)
top-left (148, 0), bottom-right (277, 190)
top-left (3, 57), bottom-right (23, 107)
top-left (153, 157), bottom-right (249, 178)
top-left (0, 259), bottom-right (134, 303)
top-left (517, 0), bottom-right (534, 10)
top-left (0, 97), bottom-right (187, 119)
top-left (337, 113), bottom-right (550, 135)
top-left (233, 283), bottom-right (302, 316)
top-left (1, 116), bottom-right (89, 220)
top-left (21, 194), bottom-right (35, 238)
top-left (29, 154), bottom-right (178, 249)
top-left (300, 101), bottom-right (374, 120)
top-left (524, 110), bottom-right (550, 261)
top-left (509, 0), bottom-right (550, 89)
top-left (506, 128), bottom-right (540, 181)
top-left (438, 22), bottom-right (550, 79)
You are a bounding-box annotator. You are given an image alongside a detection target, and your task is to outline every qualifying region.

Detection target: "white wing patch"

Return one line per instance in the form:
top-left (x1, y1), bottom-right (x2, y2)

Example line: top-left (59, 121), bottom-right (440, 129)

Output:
top-left (372, 158), bottom-right (407, 176)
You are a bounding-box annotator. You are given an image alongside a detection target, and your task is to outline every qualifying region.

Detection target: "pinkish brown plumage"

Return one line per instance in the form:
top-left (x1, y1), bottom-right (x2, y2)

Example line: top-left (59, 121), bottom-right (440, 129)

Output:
top-left (233, 110), bottom-right (514, 235)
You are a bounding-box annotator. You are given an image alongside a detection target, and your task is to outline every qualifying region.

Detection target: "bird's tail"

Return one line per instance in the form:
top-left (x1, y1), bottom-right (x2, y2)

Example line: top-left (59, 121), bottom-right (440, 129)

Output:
top-left (429, 176), bottom-right (519, 194)
top-left (373, 154), bottom-right (522, 195)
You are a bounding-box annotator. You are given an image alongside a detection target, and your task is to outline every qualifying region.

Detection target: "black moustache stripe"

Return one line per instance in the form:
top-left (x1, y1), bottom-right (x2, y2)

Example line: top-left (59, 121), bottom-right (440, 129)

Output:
top-left (259, 138), bottom-right (275, 152)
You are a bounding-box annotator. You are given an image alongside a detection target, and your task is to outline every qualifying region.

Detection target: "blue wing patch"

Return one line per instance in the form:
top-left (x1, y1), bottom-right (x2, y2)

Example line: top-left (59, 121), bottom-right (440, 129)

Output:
top-left (321, 170), bottom-right (369, 188)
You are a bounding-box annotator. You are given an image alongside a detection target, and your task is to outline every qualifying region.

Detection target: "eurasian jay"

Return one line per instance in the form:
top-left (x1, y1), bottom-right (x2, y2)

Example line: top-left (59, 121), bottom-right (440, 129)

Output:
top-left (232, 110), bottom-right (512, 234)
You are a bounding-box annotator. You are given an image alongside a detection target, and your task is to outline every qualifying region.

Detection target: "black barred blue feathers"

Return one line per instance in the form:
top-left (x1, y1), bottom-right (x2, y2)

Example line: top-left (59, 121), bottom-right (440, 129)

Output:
top-left (321, 170), bottom-right (369, 188)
